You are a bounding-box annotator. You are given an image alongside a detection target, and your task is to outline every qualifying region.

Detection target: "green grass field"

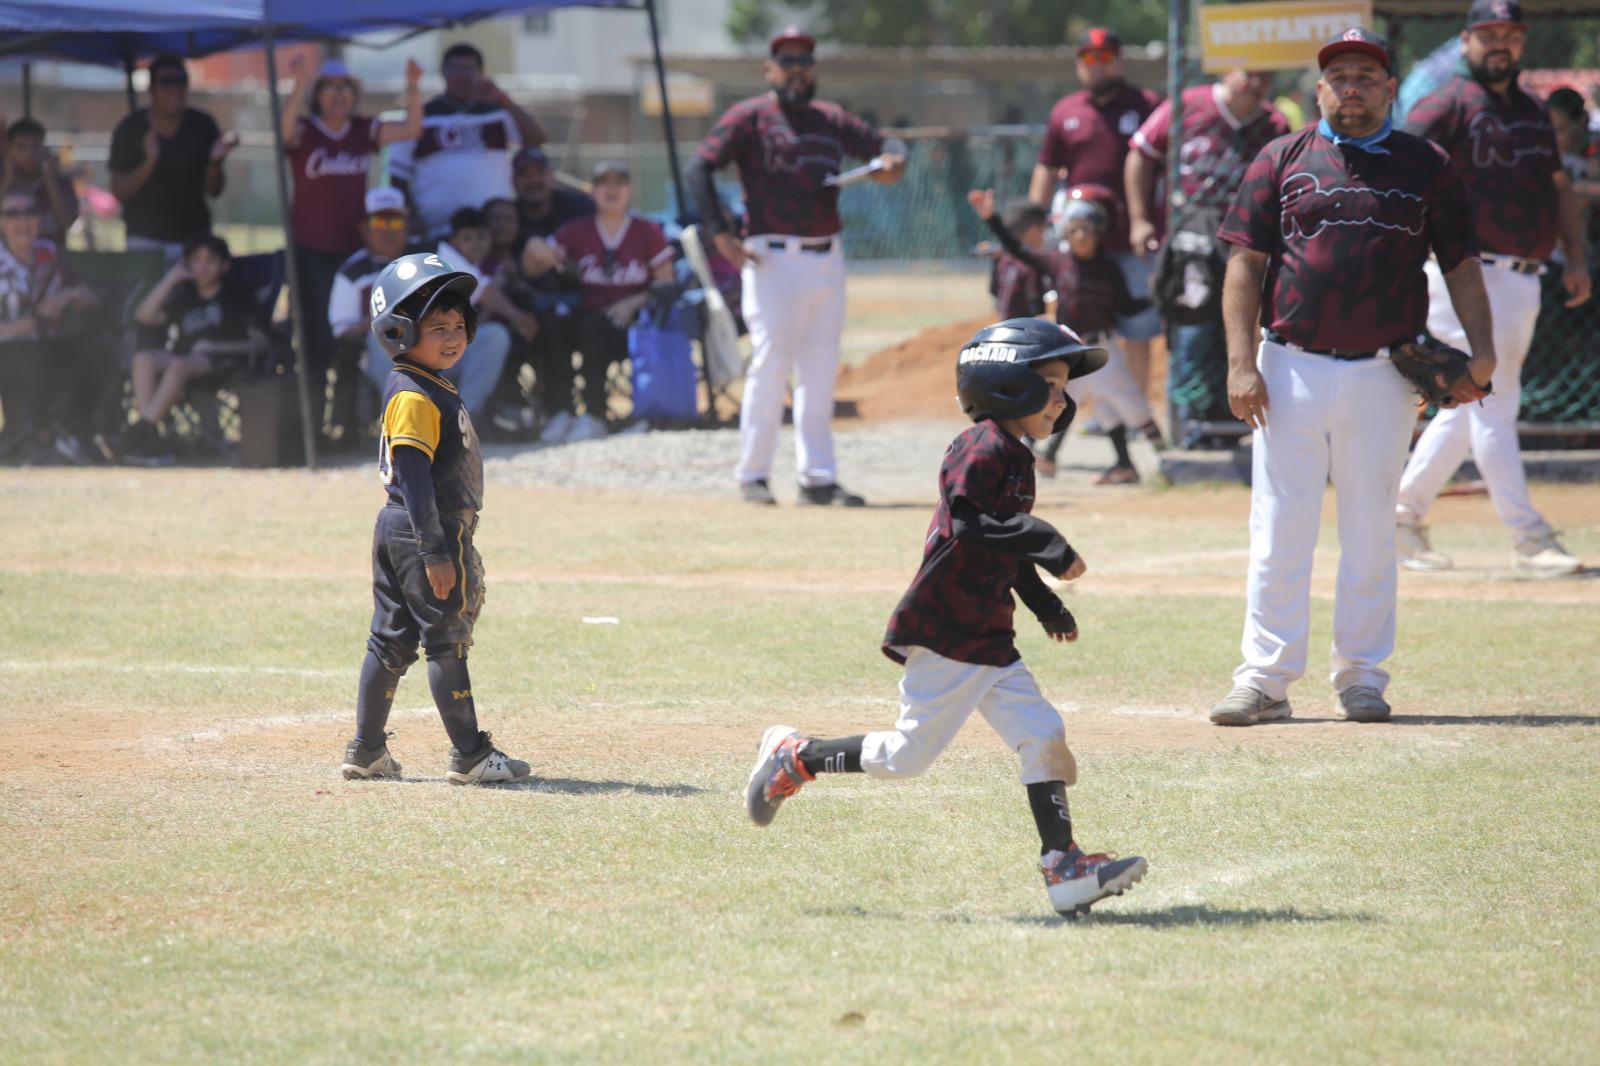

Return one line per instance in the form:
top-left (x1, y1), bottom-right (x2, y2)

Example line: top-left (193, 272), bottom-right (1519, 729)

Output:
top-left (2, 469), bottom-right (1598, 1063)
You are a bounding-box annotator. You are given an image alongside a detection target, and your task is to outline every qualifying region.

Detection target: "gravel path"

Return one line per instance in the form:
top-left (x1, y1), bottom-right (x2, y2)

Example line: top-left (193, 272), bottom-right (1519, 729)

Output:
top-left (484, 420), bottom-right (1168, 503)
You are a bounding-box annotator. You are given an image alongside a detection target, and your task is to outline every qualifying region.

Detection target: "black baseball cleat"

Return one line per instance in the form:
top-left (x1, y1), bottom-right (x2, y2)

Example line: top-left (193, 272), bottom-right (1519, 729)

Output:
top-left (797, 482), bottom-right (865, 507)
top-left (341, 736), bottom-right (402, 780)
top-left (447, 731), bottom-right (531, 785)
top-left (740, 478), bottom-right (778, 506)
top-left (1042, 846), bottom-right (1147, 918)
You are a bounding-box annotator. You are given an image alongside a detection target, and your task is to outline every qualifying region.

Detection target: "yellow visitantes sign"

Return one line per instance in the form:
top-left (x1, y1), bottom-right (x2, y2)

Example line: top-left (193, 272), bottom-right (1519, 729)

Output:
top-left (1198, 0), bottom-right (1375, 73)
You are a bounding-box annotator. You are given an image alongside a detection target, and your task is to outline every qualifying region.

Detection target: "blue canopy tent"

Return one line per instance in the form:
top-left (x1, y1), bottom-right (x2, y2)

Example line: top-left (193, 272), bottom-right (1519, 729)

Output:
top-left (0, 0), bottom-right (686, 469)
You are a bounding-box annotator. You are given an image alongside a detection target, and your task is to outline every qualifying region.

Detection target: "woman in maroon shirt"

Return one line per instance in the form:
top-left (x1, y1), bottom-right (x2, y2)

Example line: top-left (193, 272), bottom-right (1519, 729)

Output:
top-left (279, 54), bottom-right (422, 440)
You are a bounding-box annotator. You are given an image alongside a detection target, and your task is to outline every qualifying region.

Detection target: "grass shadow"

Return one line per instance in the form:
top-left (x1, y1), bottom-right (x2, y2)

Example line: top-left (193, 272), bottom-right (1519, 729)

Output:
top-left (804, 903), bottom-right (1373, 928)
top-left (378, 775), bottom-right (708, 796)
top-left (1389, 714), bottom-right (1600, 727)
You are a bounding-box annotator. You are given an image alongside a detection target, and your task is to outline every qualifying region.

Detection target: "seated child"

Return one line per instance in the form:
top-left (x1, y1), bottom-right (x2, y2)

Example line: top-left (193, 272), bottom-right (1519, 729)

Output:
top-left (970, 187), bottom-right (1162, 484)
top-left (744, 317), bottom-right (1148, 918)
top-left (340, 251), bottom-right (530, 785)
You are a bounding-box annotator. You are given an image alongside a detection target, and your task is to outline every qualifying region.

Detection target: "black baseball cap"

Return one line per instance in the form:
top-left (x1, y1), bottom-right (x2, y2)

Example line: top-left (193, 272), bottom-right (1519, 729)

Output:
top-left (1077, 27), bottom-right (1121, 55)
top-left (1468, 0), bottom-right (1525, 30)
top-left (1317, 27), bottom-right (1393, 72)
top-left (512, 146), bottom-right (549, 170)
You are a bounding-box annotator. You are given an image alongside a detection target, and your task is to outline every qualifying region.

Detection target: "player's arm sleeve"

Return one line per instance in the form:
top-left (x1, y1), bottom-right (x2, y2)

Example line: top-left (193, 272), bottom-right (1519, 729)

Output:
top-left (695, 104), bottom-right (747, 170)
top-left (1215, 149), bottom-right (1280, 252)
top-left (685, 154), bottom-right (727, 234)
top-left (1013, 564), bottom-right (1068, 620)
top-left (949, 502), bottom-right (1078, 575)
top-left (984, 215), bottom-right (1051, 279)
top-left (383, 391), bottom-right (450, 561)
top-left (1426, 152), bottom-right (1478, 274)
top-left (841, 111), bottom-right (885, 161)
top-left (1131, 99), bottom-right (1171, 160)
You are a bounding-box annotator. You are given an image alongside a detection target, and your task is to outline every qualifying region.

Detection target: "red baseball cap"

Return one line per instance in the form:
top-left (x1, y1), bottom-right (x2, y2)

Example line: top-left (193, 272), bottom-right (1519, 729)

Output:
top-left (1077, 27), bottom-right (1122, 55)
top-left (1317, 27), bottom-right (1393, 72)
top-left (769, 24), bottom-right (815, 54)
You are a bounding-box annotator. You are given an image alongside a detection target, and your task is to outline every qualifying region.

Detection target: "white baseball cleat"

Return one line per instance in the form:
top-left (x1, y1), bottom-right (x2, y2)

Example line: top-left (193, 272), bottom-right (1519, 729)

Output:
top-left (1042, 847), bottom-right (1148, 917)
top-left (447, 732), bottom-right (531, 785)
top-left (1209, 686), bottom-right (1292, 726)
top-left (744, 724), bottom-right (815, 827)
top-left (1397, 522), bottom-right (1453, 572)
top-left (1513, 526), bottom-right (1583, 576)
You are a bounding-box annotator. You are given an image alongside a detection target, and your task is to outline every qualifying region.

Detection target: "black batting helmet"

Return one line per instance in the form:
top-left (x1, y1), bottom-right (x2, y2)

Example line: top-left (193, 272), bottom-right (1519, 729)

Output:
top-left (956, 318), bottom-right (1107, 435)
top-left (369, 252), bottom-right (479, 358)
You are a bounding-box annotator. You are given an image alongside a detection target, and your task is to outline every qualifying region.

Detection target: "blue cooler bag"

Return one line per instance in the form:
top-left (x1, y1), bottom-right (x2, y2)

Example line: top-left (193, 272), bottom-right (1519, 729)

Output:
top-left (628, 304), bottom-right (698, 423)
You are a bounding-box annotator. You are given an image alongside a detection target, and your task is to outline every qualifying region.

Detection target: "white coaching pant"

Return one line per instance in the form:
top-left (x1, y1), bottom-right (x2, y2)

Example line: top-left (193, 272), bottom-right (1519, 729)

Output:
top-left (1396, 259), bottom-right (1546, 540)
top-left (735, 236), bottom-right (848, 488)
top-left (1065, 335), bottom-right (1155, 431)
top-left (1234, 339), bottom-right (1417, 699)
top-left (862, 647), bottom-right (1077, 786)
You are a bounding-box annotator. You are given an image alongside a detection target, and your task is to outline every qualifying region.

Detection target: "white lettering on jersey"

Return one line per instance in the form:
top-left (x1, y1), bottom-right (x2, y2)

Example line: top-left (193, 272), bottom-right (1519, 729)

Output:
top-left (304, 147), bottom-right (371, 180)
top-left (1467, 113), bottom-right (1555, 169)
top-left (762, 126), bottom-right (844, 174)
top-left (1279, 172), bottom-right (1425, 241)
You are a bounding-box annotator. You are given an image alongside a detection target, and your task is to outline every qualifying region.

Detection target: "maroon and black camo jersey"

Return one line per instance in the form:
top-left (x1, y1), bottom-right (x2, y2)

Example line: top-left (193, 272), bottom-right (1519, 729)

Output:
top-left (1217, 126), bottom-right (1476, 352)
top-left (985, 216), bottom-right (1147, 334)
top-left (695, 94), bottom-right (884, 238)
top-left (1038, 85), bottom-right (1161, 253)
top-left (1403, 66), bottom-right (1561, 261)
top-left (992, 253), bottom-right (1046, 318)
top-left (1132, 85), bottom-right (1291, 209)
top-left (883, 421), bottom-right (1077, 668)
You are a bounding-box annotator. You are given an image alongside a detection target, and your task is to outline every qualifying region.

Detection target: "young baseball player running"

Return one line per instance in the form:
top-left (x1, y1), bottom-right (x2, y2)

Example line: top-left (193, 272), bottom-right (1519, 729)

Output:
top-left (340, 251), bottom-right (531, 785)
top-left (745, 318), bottom-right (1148, 917)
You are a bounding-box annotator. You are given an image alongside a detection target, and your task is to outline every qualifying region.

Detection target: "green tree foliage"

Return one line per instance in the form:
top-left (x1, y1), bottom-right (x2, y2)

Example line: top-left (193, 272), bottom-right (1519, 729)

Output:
top-left (726, 0), bottom-right (1172, 49)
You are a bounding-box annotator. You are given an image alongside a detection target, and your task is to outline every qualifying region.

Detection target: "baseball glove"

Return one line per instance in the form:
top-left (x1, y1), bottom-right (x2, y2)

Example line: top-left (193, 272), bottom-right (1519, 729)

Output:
top-left (1390, 337), bottom-right (1490, 408)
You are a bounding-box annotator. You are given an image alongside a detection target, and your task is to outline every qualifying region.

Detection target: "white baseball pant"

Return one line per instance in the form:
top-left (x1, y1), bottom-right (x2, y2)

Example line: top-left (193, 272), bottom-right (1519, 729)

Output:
top-left (863, 647), bottom-right (1077, 786)
top-left (735, 235), bottom-right (847, 488)
top-left (1065, 335), bottom-right (1156, 431)
top-left (1233, 338), bottom-right (1417, 699)
top-left (1396, 258), bottom-right (1546, 540)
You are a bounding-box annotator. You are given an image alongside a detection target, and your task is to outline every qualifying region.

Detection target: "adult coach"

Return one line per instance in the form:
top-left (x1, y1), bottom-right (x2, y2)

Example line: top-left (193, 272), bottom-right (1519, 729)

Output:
top-left (1031, 29), bottom-right (1162, 404)
top-left (1394, 0), bottom-right (1590, 576)
top-left (686, 25), bottom-right (906, 507)
top-left (1209, 29), bottom-right (1494, 727)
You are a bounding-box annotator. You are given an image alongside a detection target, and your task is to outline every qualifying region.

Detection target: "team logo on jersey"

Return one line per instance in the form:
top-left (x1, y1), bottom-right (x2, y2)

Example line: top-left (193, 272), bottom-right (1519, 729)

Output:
top-left (371, 285), bottom-right (387, 315)
top-left (1119, 111), bottom-right (1140, 136)
top-left (762, 126), bottom-right (843, 174)
top-left (1279, 171), bottom-right (1424, 241)
top-left (1467, 113), bottom-right (1554, 169)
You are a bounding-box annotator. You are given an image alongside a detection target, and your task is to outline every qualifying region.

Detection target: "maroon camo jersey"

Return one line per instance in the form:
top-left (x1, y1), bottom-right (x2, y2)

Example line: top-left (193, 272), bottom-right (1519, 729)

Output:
top-left (695, 95), bottom-right (883, 238)
top-left (1037, 85), bottom-right (1161, 252)
top-left (992, 254), bottom-right (1046, 318)
top-left (1132, 85), bottom-right (1290, 209)
top-left (549, 214), bottom-right (674, 314)
top-left (1403, 67), bottom-right (1562, 261)
top-left (1217, 126), bottom-right (1476, 352)
top-left (883, 421), bottom-right (1075, 668)
top-left (985, 216), bottom-right (1146, 334)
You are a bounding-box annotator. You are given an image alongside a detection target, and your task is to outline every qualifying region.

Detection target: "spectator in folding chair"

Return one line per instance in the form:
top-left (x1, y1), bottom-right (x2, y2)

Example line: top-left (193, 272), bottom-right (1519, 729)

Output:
top-left (0, 190), bottom-right (100, 464)
top-left (0, 117), bottom-right (80, 244)
top-left (356, 205), bottom-right (511, 426)
top-left (119, 234), bottom-right (268, 465)
top-left (521, 161), bottom-right (674, 442)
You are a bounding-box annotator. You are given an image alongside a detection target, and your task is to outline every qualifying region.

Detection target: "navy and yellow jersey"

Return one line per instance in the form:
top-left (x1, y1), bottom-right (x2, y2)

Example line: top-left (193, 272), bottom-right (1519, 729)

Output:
top-left (378, 360), bottom-right (484, 515)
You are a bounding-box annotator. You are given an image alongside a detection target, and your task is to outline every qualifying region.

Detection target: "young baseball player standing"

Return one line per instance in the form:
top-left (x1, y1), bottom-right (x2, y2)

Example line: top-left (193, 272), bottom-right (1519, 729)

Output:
top-left (340, 252), bottom-right (530, 784)
top-left (685, 25), bottom-right (906, 508)
top-left (1209, 30), bottom-right (1495, 728)
top-left (745, 319), bottom-right (1148, 917)
top-left (1394, 0), bottom-right (1590, 576)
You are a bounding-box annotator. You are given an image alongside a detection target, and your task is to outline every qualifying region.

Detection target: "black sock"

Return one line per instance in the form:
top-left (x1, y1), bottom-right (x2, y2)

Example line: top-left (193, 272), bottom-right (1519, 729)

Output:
top-left (1109, 425), bottom-right (1133, 467)
top-left (800, 736), bottom-right (865, 774)
top-left (1026, 781), bottom-right (1074, 856)
top-left (354, 651), bottom-right (402, 747)
top-left (426, 655), bottom-right (482, 752)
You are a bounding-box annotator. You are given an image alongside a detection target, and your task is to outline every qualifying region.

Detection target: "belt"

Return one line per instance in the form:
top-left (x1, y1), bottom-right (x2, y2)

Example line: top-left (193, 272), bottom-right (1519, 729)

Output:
top-left (1481, 253), bottom-right (1546, 276)
top-left (1264, 330), bottom-right (1383, 361)
top-left (763, 236), bottom-right (833, 254)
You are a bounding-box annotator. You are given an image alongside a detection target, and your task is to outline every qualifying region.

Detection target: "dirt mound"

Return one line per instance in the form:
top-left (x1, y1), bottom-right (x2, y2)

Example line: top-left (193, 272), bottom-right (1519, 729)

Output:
top-left (836, 317), bottom-right (988, 422)
top-left (838, 317), bottom-right (1170, 423)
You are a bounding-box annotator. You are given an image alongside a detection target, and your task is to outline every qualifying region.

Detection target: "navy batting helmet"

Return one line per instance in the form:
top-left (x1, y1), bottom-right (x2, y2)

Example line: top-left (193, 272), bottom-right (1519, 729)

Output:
top-left (956, 318), bottom-right (1107, 435)
top-left (369, 252), bottom-right (479, 358)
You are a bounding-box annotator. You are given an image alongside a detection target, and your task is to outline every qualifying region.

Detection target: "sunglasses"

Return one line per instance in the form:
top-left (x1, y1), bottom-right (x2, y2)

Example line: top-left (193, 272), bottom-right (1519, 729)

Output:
top-left (773, 53), bottom-right (816, 69)
top-left (366, 215), bottom-right (407, 231)
top-left (1079, 49), bottom-right (1118, 65)
top-left (1, 206), bottom-right (39, 219)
